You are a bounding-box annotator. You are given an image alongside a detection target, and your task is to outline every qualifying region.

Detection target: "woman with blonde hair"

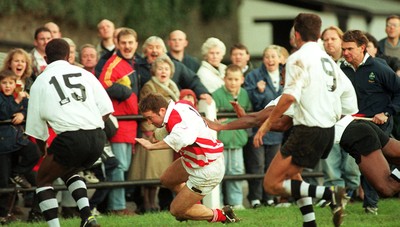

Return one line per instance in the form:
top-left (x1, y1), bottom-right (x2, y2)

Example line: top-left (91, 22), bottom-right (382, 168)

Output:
top-left (2, 48), bottom-right (33, 93)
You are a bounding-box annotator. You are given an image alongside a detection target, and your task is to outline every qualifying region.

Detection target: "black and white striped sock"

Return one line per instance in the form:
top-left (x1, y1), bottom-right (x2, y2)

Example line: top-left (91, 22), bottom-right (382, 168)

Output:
top-left (36, 186), bottom-right (59, 226)
top-left (283, 179), bottom-right (331, 200)
top-left (296, 197), bottom-right (316, 227)
top-left (65, 175), bottom-right (91, 219)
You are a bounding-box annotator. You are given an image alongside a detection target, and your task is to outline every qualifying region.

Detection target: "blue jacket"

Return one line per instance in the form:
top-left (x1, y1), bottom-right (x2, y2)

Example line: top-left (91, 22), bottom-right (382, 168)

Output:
top-left (340, 56), bottom-right (400, 117)
top-left (0, 93), bottom-right (29, 153)
top-left (244, 64), bottom-right (283, 145)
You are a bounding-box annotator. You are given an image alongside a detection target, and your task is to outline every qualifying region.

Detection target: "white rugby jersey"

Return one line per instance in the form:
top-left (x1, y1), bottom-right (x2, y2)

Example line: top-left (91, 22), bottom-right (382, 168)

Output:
top-left (283, 42), bottom-right (357, 127)
top-left (26, 60), bottom-right (114, 141)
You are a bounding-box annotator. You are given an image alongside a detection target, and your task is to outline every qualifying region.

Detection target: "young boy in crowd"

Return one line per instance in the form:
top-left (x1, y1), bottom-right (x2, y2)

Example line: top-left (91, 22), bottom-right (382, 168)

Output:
top-left (212, 64), bottom-right (252, 209)
top-left (0, 70), bottom-right (40, 224)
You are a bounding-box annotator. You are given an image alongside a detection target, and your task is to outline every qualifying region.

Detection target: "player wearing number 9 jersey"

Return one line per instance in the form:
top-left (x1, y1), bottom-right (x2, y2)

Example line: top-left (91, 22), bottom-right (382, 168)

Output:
top-left (25, 39), bottom-right (113, 227)
top-left (253, 13), bottom-right (358, 227)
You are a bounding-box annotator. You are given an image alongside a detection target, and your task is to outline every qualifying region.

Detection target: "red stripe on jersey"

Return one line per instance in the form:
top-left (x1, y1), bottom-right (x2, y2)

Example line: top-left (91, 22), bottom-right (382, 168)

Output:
top-left (195, 138), bottom-right (224, 150)
top-left (165, 109), bottom-right (182, 133)
top-left (180, 152), bottom-right (211, 168)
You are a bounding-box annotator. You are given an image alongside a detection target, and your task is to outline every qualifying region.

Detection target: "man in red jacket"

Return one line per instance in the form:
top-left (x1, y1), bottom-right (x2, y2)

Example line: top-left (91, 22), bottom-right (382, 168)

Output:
top-left (98, 27), bottom-right (139, 215)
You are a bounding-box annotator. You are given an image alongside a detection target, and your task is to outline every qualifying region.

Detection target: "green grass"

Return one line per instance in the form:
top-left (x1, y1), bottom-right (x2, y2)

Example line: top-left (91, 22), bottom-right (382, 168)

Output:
top-left (9, 199), bottom-right (400, 226)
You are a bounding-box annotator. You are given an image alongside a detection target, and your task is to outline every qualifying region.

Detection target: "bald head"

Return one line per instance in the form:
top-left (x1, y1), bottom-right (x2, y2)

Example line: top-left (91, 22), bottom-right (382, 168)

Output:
top-left (97, 19), bottom-right (115, 39)
top-left (168, 30), bottom-right (188, 55)
top-left (44, 22), bottom-right (62, 38)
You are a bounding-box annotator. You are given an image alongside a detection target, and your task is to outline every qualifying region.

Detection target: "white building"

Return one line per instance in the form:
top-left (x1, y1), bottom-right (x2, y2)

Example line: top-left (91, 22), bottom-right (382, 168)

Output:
top-left (239, 0), bottom-right (400, 56)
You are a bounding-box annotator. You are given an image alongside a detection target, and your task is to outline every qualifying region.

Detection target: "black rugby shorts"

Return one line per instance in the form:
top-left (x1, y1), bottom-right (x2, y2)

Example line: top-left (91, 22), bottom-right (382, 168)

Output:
top-left (48, 128), bottom-right (106, 168)
top-left (281, 125), bottom-right (334, 168)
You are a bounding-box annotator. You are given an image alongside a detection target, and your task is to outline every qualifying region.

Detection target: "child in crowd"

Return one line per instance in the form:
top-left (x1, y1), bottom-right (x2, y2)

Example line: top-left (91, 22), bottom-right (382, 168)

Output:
top-left (179, 89), bottom-right (198, 109)
top-left (130, 54), bottom-right (180, 212)
top-left (212, 64), bottom-right (252, 209)
top-left (0, 70), bottom-right (40, 223)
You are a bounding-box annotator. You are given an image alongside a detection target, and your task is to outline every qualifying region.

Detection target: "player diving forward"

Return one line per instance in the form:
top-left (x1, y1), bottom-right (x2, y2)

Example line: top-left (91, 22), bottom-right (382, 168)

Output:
top-left (207, 99), bottom-right (400, 201)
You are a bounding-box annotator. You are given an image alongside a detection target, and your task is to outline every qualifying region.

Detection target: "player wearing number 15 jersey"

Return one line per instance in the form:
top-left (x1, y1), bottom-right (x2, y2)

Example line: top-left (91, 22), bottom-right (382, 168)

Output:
top-left (26, 39), bottom-right (113, 227)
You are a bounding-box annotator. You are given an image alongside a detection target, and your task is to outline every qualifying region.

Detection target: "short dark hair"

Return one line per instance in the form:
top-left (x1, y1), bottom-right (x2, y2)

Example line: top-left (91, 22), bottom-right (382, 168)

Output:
top-left (139, 93), bottom-right (168, 114)
top-left (225, 64), bottom-right (243, 76)
top-left (118, 28), bottom-right (138, 42)
top-left (0, 69), bottom-right (17, 82)
top-left (342, 30), bottom-right (369, 54)
top-left (364, 32), bottom-right (378, 49)
top-left (230, 43), bottom-right (249, 55)
top-left (45, 39), bottom-right (70, 64)
top-left (386, 14), bottom-right (400, 23)
top-left (293, 13), bottom-right (321, 42)
top-left (34, 27), bottom-right (51, 40)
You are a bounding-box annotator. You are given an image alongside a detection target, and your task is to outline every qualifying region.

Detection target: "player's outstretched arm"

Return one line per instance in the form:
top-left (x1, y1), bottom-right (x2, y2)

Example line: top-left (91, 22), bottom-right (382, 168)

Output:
top-left (135, 138), bottom-right (171, 150)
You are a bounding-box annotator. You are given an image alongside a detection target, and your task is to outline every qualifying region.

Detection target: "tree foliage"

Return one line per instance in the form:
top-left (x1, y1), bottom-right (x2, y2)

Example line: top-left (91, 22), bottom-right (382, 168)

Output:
top-left (0, 0), bottom-right (234, 39)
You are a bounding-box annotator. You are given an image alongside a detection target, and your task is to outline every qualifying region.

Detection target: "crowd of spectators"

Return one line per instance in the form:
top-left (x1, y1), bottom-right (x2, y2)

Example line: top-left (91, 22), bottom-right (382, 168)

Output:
top-left (0, 14), bottom-right (399, 225)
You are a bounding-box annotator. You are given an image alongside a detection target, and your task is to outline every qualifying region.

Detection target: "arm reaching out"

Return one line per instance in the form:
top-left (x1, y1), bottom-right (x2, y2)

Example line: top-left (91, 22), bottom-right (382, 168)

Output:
top-left (253, 94), bottom-right (295, 147)
top-left (135, 138), bottom-right (171, 150)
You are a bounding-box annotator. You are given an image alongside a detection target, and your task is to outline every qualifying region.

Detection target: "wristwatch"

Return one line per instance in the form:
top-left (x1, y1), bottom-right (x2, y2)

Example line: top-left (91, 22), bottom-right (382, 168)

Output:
top-left (384, 112), bottom-right (391, 117)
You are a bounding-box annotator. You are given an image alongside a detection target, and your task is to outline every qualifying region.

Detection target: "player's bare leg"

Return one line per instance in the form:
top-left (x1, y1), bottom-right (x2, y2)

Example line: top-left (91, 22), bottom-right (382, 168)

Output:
top-left (358, 149), bottom-right (400, 197)
top-left (382, 138), bottom-right (400, 166)
top-left (169, 186), bottom-right (209, 220)
top-left (160, 158), bottom-right (189, 194)
top-left (263, 152), bottom-right (303, 196)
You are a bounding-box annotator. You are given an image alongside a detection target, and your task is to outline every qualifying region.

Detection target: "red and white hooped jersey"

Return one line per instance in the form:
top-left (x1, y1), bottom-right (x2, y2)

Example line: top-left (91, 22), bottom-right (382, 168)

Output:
top-left (163, 100), bottom-right (224, 169)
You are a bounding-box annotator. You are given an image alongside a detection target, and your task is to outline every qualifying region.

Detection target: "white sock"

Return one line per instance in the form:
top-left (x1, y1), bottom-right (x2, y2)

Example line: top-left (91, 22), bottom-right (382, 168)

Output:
top-left (391, 168), bottom-right (400, 182)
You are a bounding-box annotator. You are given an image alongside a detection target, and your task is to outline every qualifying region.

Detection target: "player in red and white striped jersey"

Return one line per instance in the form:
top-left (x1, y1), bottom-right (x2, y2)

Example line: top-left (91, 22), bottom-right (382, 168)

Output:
top-left (136, 93), bottom-right (239, 223)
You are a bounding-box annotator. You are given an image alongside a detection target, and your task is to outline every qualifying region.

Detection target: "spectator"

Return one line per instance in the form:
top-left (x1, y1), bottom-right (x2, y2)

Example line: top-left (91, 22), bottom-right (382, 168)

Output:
top-left (243, 45), bottom-right (284, 208)
top-left (1, 48), bottom-right (33, 93)
top-left (179, 89), bottom-right (197, 109)
top-left (0, 69), bottom-right (40, 224)
top-left (62, 37), bottom-right (83, 67)
top-left (341, 29), bottom-right (400, 215)
top-left (317, 26), bottom-right (361, 207)
top-left (230, 43), bottom-right (253, 77)
top-left (80, 44), bottom-right (99, 75)
top-left (30, 27), bottom-right (52, 78)
top-left (365, 32), bottom-right (400, 143)
top-left (44, 22), bottom-right (62, 39)
top-left (378, 15), bottom-right (400, 59)
top-left (321, 26), bottom-right (345, 64)
top-left (94, 27), bottom-right (127, 78)
top-left (277, 45), bottom-right (290, 65)
top-left (136, 36), bottom-right (212, 104)
top-left (132, 54), bottom-right (179, 213)
top-left (197, 37), bottom-right (227, 94)
top-left (98, 28), bottom-right (139, 216)
top-left (212, 64), bottom-right (252, 210)
top-left (167, 30), bottom-right (200, 72)
top-left (365, 32), bottom-right (400, 76)
top-left (96, 19), bottom-right (115, 57)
